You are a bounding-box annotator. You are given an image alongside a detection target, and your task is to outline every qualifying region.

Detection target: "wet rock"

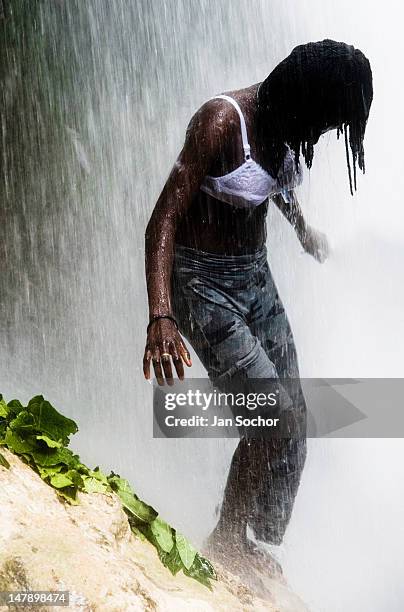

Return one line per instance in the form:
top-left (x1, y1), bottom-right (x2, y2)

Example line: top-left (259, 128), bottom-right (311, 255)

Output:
top-left (0, 448), bottom-right (307, 611)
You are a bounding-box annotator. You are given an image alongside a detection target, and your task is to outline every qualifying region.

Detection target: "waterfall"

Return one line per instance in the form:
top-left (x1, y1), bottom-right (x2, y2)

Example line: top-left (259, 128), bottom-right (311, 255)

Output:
top-left (1, 2), bottom-right (403, 610)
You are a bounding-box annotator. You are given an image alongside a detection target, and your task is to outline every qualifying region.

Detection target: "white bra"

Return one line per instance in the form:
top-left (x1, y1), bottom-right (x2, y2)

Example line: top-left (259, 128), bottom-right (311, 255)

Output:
top-left (199, 94), bottom-right (303, 208)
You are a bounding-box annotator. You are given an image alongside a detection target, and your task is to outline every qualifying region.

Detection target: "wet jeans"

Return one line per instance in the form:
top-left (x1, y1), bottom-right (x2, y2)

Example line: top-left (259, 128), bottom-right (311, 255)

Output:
top-left (171, 243), bottom-right (307, 545)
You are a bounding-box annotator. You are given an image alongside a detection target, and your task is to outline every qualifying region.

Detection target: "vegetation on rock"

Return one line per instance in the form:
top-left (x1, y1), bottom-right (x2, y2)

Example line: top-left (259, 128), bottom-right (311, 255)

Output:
top-left (0, 393), bottom-right (216, 589)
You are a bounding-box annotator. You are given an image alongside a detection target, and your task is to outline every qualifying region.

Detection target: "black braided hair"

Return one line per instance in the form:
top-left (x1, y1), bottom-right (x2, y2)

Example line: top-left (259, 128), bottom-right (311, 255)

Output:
top-left (257, 39), bottom-right (373, 195)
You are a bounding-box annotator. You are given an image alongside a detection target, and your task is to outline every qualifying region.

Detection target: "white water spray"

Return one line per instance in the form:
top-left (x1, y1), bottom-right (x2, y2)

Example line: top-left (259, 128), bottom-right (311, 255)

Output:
top-left (1, 2), bottom-right (403, 610)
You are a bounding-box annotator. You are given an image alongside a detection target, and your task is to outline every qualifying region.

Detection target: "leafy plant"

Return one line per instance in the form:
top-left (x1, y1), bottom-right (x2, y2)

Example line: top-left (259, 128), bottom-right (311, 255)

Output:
top-left (0, 393), bottom-right (216, 589)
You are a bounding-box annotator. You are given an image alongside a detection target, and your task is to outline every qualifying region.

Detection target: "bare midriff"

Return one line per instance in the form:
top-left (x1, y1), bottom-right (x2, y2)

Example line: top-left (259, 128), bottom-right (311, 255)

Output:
top-left (175, 189), bottom-right (268, 255)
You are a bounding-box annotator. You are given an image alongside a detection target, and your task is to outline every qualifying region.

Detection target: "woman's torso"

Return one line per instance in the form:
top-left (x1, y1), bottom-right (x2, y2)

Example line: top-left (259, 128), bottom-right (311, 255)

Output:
top-left (175, 85), bottom-right (300, 255)
top-left (175, 192), bottom-right (269, 255)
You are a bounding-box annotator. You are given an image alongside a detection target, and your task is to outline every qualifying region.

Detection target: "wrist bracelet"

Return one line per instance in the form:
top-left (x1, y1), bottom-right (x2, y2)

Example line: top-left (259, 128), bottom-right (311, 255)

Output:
top-left (147, 315), bottom-right (179, 334)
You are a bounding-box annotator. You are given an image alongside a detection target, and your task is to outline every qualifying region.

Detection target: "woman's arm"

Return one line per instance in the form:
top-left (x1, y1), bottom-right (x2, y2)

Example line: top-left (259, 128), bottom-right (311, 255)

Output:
top-left (271, 190), bottom-right (307, 238)
top-left (144, 101), bottom-right (230, 385)
top-left (271, 190), bottom-right (329, 263)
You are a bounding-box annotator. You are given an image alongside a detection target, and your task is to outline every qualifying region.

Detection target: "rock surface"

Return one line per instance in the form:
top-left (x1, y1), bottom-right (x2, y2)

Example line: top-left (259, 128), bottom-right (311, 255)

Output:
top-left (0, 448), bottom-right (308, 611)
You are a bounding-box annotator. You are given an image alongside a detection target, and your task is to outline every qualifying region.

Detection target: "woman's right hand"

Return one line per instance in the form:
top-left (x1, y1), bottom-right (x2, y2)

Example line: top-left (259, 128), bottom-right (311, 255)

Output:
top-left (143, 318), bottom-right (192, 385)
top-left (299, 224), bottom-right (330, 263)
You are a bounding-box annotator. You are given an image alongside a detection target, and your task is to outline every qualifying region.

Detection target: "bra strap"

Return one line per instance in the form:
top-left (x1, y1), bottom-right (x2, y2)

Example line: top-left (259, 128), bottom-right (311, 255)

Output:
top-left (212, 94), bottom-right (251, 161)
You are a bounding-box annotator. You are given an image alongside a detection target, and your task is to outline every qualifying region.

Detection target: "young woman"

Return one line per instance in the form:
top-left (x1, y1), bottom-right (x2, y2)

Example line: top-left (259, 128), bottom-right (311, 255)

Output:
top-left (143, 39), bottom-right (373, 569)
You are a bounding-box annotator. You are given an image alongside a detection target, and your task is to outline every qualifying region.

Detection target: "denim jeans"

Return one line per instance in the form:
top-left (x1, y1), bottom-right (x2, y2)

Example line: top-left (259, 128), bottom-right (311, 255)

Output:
top-left (171, 243), bottom-right (307, 544)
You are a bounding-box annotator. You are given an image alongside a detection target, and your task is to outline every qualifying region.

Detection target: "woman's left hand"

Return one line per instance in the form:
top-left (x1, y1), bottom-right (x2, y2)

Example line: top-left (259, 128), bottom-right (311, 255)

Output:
top-left (299, 225), bottom-right (329, 263)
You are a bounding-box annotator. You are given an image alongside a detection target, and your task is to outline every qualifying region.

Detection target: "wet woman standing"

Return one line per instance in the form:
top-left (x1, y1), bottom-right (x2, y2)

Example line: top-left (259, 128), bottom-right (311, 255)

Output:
top-left (143, 40), bottom-right (373, 570)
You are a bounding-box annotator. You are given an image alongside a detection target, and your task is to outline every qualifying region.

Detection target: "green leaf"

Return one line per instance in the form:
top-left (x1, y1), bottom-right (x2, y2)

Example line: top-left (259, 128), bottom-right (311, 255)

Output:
top-left (6, 399), bottom-right (24, 418)
top-left (4, 429), bottom-right (36, 454)
top-left (37, 464), bottom-right (64, 480)
top-left (175, 532), bottom-right (197, 570)
top-left (108, 475), bottom-right (157, 524)
top-left (27, 397), bottom-right (78, 443)
top-left (19, 453), bottom-right (35, 466)
top-left (9, 411), bottom-right (35, 432)
top-left (36, 435), bottom-right (62, 448)
top-left (55, 486), bottom-right (80, 505)
top-left (0, 397), bottom-right (9, 419)
top-left (183, 553), bottom-right (217, 589)
top-left (82, 476), bottom-right (109, 494)
top-left (75, 462), bottom-right (90, 475)
top-left (0, 451), bottom-right (10, 469)
top-left (50, 473), bottom-right (74, 488)
top-left (88, 466), bottom-right (109, 483)
top-left (150, 517), bottom-right (174, 553)
top-left (64, 469), bottom-right (84, 488)
top-left (30, 446), bottom-right (79, 468)
top-left (158, 545), bottom-right (184, 576)
top-left (0, 421), bottom-right (7, 439)
top-left (128, 523), bottom-right (146, 541)
top-left (118, 488), bottom-right (157, 524)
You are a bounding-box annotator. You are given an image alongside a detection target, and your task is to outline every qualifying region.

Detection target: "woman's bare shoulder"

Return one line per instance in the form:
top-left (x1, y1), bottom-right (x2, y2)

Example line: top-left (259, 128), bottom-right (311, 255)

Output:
top-left (185, 96), bottom-right (239, 141)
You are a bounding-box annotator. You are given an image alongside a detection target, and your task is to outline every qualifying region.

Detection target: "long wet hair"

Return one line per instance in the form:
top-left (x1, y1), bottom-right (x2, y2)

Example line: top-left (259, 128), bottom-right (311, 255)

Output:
top-left (257, 39), bottom-right (373, 194)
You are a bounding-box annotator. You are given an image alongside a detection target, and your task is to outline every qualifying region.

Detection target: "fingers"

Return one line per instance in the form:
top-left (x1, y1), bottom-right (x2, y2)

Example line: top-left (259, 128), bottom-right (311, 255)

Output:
top-left (318, 250), bottom-right (327, 263)
top-left (170, 342), bottom-right (185, 381)
top-left (143, 347), bottom-right (152, 380)
top-left (157, 340), bottom-right (191, 384)
top-left (143, 343), bottom-right (191, 385)
top-left (152, 348), bottom-right (165, 386)
top-left (305, 230), bottom-right (329, 263)
top-left (160, 343), bottom-right (174, 386)
top-left (178, 341), bottom-right (192, 367)
top-left (173, 358), bottom-right (185, 380)
top-left (143, 348), bottom-right (175, 386)
top-left (317, 237), bottom-right (330, 263)
top-left (314, 249), bottom-right (326, 263)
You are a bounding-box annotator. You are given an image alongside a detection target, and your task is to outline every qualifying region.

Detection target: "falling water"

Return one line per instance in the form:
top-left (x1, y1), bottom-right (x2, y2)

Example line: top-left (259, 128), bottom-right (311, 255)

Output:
top-left (1, 1), bottom-right (403, 611)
